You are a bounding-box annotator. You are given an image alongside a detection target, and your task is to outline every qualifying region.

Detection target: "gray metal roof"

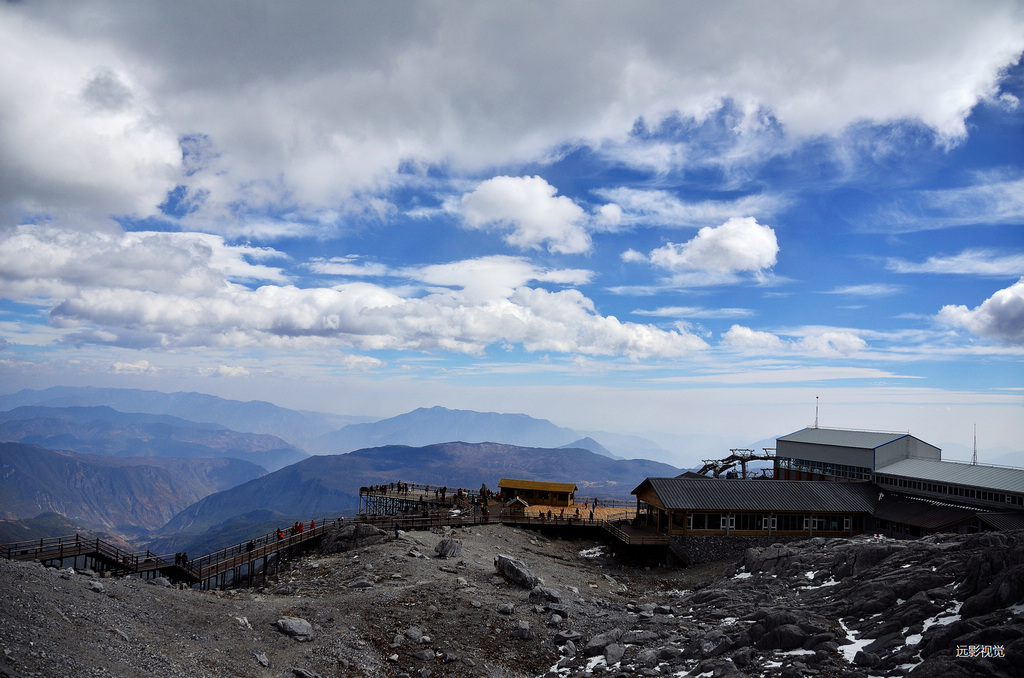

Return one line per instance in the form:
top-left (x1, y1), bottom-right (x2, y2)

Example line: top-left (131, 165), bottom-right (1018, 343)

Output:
top-left (978, 513), bottom-right (1024, 531)
top-left (872, 495), bottom-right (977, 530)
top-left (777, 427), bottom-right (910, 450)
top-left (874, 458), bottom-right (1024, 493)
top-left (635, 478), bottom-right (879, 513)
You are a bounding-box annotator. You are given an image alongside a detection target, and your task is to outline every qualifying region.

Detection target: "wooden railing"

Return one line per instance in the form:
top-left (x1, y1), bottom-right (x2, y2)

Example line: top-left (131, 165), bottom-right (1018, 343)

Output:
top-left (2, 493), bottom-right (663, 588)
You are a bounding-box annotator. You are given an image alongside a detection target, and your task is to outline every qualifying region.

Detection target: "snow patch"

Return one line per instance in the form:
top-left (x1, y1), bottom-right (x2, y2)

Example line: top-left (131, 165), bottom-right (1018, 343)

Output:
top-left (838, 618), bottom-right (874, 663)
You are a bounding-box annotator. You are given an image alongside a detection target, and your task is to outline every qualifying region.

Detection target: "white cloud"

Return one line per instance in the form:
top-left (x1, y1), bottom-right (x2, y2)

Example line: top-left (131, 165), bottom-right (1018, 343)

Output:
top-left (214, 365), bottom-right (250, 378)
top-left (460, 176), bottom-right (591, 253)
top-left (796, 331), bottom-right (868, 357)
top-left (2, 3), bottom-right (1020, 224)
top-left (47, 281), bottom-right (708, 359)
top-left (0, 14), bottom-right (180, 219)
top-left (634, 306), bottom-right (753, 319)
top-left (308, 256), bottom-right (392, 278)
top-left (594, 188), bottom-right (785, 230)
top-left (109, 359), bottom-right (155, 375)
top-left (722, 325), bottom-right (786, 351)
top-left (721, 325), bottom-right (866, 357)
top-left (6, 224), bottom-right (702, 359)
top-left (0, 225), bottom-right (287, 301)
top-left (826, 284), bottom-right (903, 296)
top-left (630, 217), bottom-right (778, 284)
top-left (887, 249), bottom-right (1024, 276)
top-left (870, 176), bottom-right (1024, 233)
top-left (939, 277), bottom-right (1024, 344)
top-left (339, 354), bottom-right (385, 371)
top-left (407, 255), bottom-right (593, 303)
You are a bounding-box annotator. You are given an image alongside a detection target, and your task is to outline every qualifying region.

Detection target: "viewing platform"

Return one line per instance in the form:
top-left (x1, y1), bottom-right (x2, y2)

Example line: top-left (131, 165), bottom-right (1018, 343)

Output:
top-left (358, 482), bottom-right (666, 546)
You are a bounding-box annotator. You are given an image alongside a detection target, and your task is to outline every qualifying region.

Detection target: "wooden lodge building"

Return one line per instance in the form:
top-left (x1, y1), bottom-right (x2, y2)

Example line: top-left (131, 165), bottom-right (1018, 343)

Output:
top-left (632, 426), bottom-right (1024, 540)
top-left (632, 477), bottom-right (877, 537)
top-left (498, 478), bottom-right (576, 507)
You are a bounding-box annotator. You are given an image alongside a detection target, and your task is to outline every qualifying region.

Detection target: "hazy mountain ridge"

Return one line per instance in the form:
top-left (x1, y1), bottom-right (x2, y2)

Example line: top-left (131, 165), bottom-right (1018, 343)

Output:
top-left (153, 444), bottom-right (679, 544)
top-left (155, 441), bottom-right (680, 541)
top-left (0, 386), bottom-right (366, 448)
top-left (0, 405), bottom-right (309, 471)
top-left (310, 405), bottom-right (671, 460)
top-left (0, 442), bottom-right (266, 532)
top-left (311, 405), bottom-right (581, 453)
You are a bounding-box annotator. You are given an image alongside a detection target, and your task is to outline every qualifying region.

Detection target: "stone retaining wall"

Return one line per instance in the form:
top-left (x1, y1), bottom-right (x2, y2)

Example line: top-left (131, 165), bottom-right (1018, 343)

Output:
top-left (670, 534), bottom-right (803, 566)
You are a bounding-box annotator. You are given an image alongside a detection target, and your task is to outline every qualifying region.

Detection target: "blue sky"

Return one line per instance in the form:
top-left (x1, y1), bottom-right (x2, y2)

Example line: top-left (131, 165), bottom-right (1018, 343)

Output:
top-left (1, 2), bottom-right (1022, 466)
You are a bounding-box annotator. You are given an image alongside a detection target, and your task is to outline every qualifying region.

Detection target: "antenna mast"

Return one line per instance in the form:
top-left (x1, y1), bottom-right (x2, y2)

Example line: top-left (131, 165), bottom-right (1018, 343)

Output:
top-left (972, 423), bottom-right (977, 466)
top-left (814, 396), bottom-right (819, 429)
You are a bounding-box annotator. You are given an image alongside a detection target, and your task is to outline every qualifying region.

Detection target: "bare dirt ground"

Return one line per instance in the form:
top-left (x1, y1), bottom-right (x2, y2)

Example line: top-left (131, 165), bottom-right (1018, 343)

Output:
top-left (0, 523), bottom-right (728, 678)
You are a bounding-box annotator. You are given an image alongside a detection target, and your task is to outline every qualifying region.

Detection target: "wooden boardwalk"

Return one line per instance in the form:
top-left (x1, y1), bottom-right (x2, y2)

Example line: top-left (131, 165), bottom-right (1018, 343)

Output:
top-left (0, 519), bottom-right (342, 590)
top-left (1, 487), bottom-right (667, 590)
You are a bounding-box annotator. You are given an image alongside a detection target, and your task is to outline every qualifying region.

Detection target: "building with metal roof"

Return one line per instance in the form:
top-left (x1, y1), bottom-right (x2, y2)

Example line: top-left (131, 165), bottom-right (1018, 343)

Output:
top-left (497, 478), bottom-right (576, 506)
top-left (775, 426), bottom-right (941, 481)
top-left (873, 458), bottom-right (1024, 512)
top-left (631, 478), bottom-right (877, 537)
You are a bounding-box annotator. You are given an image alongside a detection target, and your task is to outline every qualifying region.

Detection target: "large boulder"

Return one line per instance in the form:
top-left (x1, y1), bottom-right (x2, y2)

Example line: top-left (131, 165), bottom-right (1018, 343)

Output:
top-left (319, 524), bottom-right (389, 554)
top-left (274, 617), bottom-right (314, 642)
top-left (494, 554), bottom-right (539, 588)
top-left (435, 536), bottom-right (463, 559)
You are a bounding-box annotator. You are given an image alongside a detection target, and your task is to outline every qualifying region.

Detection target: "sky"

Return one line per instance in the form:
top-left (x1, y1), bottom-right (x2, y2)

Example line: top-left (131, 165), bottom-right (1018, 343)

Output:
top-left (1, 1), bottom-right (1023, 467)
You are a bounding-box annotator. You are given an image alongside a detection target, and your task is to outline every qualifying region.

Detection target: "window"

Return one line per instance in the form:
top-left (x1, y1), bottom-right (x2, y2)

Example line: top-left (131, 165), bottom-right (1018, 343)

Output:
top-left (690, 513), bottom-right (718, 531)
top-left (734, 514), bottom-right (763, 531)
top-left (777, 514), bottom-right (804, 531)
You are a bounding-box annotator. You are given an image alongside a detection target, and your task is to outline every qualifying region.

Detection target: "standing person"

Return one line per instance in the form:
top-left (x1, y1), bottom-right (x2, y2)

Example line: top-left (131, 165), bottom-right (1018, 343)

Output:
top-left (310, 519), bottom-right (315, 531)
top-left (393, 522), bottom-right (400, 539)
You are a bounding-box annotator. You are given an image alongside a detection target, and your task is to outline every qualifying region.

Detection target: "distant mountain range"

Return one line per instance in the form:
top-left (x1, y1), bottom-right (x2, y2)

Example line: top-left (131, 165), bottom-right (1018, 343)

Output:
top-left (0, 405), bottom-right (309, 471)
top-left (0, 386), bottom-right (686, 551)
top-left (156, 441), bottom-right (680, 539)
top-left (0, 388), bottom-right (672, 461)
top-left (0, 386), bottom-right (367, 449)
top-left (0, 442), bottom-right (265, 532)
top-left (307, 405), bottom-right (671, 460)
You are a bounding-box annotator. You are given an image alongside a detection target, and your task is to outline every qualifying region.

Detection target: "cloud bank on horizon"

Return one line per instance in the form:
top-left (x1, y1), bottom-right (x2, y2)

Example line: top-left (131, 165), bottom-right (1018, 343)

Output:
top-left (0, 1), bottom-right (1022, 453)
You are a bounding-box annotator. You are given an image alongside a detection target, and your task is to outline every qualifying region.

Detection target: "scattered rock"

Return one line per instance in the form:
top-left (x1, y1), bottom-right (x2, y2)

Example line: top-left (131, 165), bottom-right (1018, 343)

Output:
top-left (274, 617), bottom-right (315, 642)
top-left (493, 554), bottom-right (539, 588)
top-left (435, 537), bottom-right (462, 559)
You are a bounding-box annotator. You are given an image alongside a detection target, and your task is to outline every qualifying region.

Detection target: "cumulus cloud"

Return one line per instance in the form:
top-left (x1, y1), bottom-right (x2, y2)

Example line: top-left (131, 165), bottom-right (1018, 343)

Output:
top-left (722, 325), bottom-right (786, 351)
top-left (0, 225), bottom-right (287, 300)
top-left (460, 176), bottom-right (590, 253)
top-left (47, 280), bottom-right (707, 359)
top-left (939, 277), bottom-right (1024, 344)
top-left (2, 3), bottom-right (1020, 225)
top-left (628, 217), bottom-right (778, 285)
top-left (6, 223), bottom-right (701, 359)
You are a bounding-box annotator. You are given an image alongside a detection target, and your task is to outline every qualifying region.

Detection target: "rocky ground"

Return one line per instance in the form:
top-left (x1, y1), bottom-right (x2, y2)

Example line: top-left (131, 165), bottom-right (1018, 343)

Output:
top-left (1, 523), bottom-right (1022, 678)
